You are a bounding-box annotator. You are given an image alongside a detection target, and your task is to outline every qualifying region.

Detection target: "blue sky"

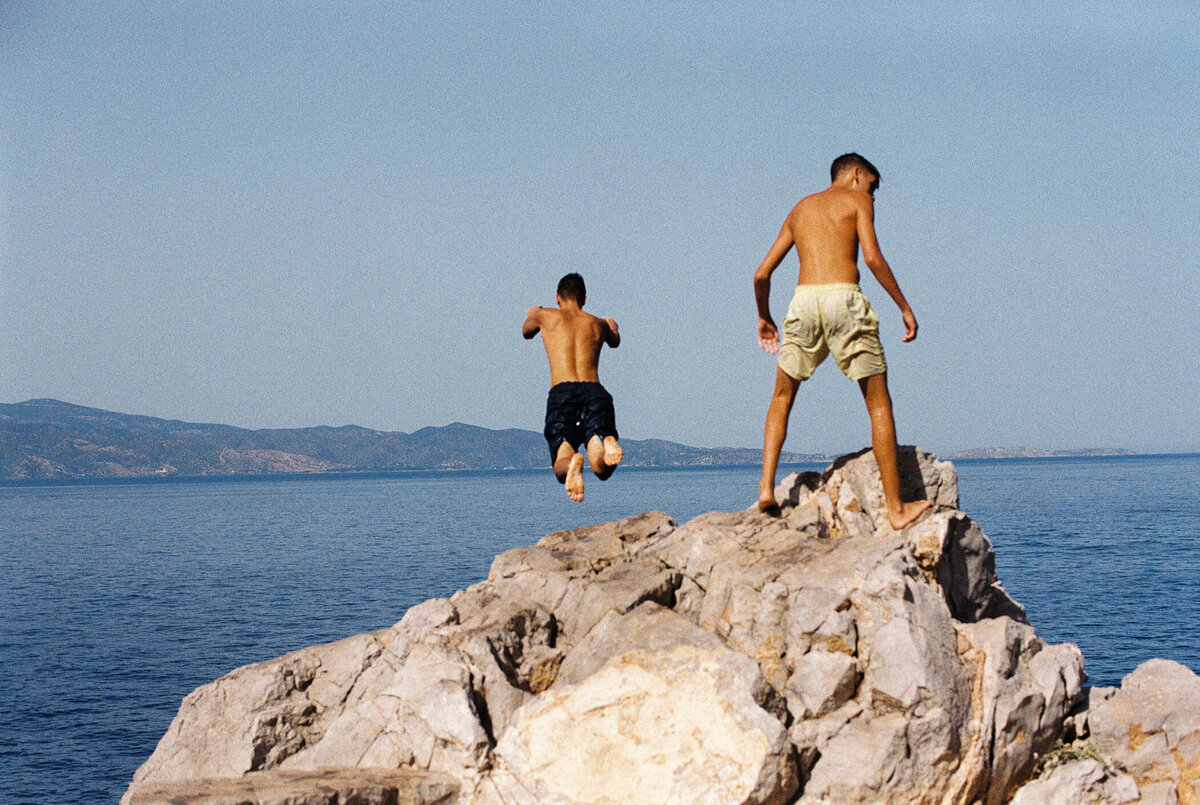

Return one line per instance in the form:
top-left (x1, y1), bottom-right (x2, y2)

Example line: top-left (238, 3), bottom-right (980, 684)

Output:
top-left (3, 2), bottom-right (1197, 454)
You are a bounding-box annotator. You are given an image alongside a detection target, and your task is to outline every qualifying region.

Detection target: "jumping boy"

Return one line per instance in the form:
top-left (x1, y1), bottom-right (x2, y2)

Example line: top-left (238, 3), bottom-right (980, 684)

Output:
top-left (754, 153), bottom-right (932, 529)
top-left (523, 273), bottom-right (623, 502)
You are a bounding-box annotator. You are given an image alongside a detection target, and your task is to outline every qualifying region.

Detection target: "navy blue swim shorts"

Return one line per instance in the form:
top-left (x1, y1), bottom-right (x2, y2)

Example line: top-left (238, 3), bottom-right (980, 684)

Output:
top-left (543, 381), bottom-right (618, 461)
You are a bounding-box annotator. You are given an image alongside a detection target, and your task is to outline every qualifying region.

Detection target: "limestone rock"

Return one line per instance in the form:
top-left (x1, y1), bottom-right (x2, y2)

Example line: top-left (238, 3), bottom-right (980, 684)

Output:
top-left (952, 617), bottom-right (1088, 804)
top-left (125, 447), bottom-right (1102, 804)
top-left (785, 648), bottom-right (858, 718)
top-left (122, 630), bottom-right (392, 796)
top-left (553, 601), bottom-right (728, 686)
top-left (125, 768), bottom-right (456, 805)
top-left (1009, 659), bottom-right (1200, 804)
top-left (479, 643), bottom-right (797, 805)
top-left (824, 445), bottom-right (959, 527)
top-left (1087, 659), bottom-right (1200, 803)
top-left (1009, 758), bottom-right (1139, 804)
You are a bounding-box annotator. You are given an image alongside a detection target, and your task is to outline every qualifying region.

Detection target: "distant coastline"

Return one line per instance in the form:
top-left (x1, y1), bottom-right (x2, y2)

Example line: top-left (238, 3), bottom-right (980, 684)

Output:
top-left (0, 399), bottom-right (1138, 481)
top-left (1, 399), bottom-right (826, 481)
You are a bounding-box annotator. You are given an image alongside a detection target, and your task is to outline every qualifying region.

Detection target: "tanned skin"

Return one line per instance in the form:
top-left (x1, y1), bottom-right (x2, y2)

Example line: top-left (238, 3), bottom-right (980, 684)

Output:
top-left (754, 163), bottom-right (931, 530)
top-left (523, 296), bottom-right (623, 502)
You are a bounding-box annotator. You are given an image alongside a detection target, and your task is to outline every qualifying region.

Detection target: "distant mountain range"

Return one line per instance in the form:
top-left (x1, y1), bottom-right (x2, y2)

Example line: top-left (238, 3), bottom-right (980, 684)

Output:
top-left (0, 399), bottom-right (828, 480)
top-left (0, 400), bottom-right (1139, 481)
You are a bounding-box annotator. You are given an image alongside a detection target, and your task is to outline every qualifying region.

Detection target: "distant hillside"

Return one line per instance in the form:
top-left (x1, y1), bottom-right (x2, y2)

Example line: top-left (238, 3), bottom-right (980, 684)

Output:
top-left (944, 446), bottom-right (1135, 460)
top-left (0, 399), bottom-right (825, 480)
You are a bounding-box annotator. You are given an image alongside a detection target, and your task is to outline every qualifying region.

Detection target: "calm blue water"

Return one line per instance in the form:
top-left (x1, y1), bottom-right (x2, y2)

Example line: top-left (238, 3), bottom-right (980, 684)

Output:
top-left (1, 455), bottom-right (1197, 804)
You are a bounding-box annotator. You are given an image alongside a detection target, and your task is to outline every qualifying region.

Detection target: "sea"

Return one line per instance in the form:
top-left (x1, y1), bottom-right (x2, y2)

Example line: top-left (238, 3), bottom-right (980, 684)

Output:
top-left (1, 454), bottom-right (1197, 804)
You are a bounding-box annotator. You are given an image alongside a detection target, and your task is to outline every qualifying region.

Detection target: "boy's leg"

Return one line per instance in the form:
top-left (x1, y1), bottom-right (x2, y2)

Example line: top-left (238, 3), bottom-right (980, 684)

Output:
top-left (759, 366), bottom-right (801, 511)
top-left (858, 373), bottom-right (931, 529)
top-left (581, 384), bottom-right (622, 481)
top-left (553, 441), bottom-right (586, 502)
top-left (585, 434), bottom-right (622, 480)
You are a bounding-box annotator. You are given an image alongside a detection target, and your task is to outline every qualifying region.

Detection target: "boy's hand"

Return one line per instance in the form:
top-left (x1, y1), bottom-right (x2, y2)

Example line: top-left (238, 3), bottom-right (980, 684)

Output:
top-left (602, 316), bottom-right (619, 335)
top-left (758, 317), bottom-right (779, 354)
top-left (901, 309), bottom-right (918, 342)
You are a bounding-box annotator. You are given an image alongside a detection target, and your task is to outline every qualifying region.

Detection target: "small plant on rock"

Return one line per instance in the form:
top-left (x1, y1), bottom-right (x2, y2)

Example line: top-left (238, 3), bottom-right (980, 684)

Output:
top-left (1030, 739), bottom-right (1116, 777)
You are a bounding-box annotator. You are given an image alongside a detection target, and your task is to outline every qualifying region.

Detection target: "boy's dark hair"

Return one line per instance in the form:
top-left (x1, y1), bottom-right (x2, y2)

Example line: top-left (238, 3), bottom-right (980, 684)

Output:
top-left (557, 273), bottom-right (586, 304)
top-left (831, 153), bottom-right (881, 191)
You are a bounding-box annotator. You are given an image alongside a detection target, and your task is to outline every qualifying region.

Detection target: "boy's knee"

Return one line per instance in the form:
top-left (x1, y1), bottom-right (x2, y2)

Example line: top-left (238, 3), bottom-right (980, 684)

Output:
top-left (771, 373), bottom-right (801, 406)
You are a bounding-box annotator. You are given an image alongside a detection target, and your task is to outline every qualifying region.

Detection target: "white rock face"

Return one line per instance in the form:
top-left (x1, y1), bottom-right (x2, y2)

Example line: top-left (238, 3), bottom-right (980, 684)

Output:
top-left (480, 643), bottom-right (796, 805)
top-left (124, 446), bottom-right (1095, 805)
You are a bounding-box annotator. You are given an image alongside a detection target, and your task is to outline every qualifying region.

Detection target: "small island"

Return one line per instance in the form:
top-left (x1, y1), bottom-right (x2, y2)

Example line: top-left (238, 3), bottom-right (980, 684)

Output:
top-left (945, 446), bottom-right (1135, 459)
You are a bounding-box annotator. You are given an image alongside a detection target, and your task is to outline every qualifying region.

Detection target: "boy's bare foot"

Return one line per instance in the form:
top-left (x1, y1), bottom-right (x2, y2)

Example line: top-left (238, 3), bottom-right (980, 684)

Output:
top-left (757, 483), bottom-right (779, 513)
top-left (565, 453), bottom-right (585, 502)
top-left (888, 499), bottom-right (932, 530)
top-left (602, 436), bottom-right (623, 467)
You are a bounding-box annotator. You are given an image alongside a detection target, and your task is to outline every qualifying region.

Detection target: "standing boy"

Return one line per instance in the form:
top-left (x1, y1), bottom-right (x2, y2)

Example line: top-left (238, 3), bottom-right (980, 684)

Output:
top-left (523, 273), bottom-right (623, 502)
top-left (754, 153), bottom-right (931, 529)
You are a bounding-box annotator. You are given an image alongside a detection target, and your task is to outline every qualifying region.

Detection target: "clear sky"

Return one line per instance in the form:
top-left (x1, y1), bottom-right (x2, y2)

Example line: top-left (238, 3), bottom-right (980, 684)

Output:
top-left (3, 2), bottom-right (1197, 454)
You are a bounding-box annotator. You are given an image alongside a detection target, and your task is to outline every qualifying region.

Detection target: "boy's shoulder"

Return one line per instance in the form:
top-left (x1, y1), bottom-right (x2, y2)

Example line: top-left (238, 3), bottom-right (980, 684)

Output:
top-left (801, 185), bottom-right (870, 208)
top-left (790, 189), bottom-right (840, 219)
top-left (535, 307), bottom-right (599, 329)
top-left (537, 306), bottom-right (607, 328)
top-left (791, 187), bottom-right (870, 227)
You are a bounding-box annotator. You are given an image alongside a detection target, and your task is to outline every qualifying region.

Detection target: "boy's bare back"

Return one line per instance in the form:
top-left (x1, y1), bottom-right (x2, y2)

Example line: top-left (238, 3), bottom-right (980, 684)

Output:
top-left (523, 306), bottom-right (619, 386)
top-left (785, 186), bottom-right (878, 286)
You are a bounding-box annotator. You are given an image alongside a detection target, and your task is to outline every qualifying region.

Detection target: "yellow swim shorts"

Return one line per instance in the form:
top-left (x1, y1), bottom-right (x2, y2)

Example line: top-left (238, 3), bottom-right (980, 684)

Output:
top-left (777, 283), bottom-right (887, 381)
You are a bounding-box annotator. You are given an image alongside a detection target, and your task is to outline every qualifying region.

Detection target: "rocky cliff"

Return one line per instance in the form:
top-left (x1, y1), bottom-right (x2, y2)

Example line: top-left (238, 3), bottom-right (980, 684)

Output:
top-left (121, 448), bottom-right (1198, 804)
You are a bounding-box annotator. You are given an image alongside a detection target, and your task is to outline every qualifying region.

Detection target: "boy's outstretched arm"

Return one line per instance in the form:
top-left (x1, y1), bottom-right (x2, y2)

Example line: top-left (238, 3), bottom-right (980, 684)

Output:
top-left (753, 221), bottom-right (795, 354)
top-left (856, 196), bottom-right (919, 342)
top-left (602, 317), bottom-right (620, 348)
top-left (522, 306), bottom-right (542, 339)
